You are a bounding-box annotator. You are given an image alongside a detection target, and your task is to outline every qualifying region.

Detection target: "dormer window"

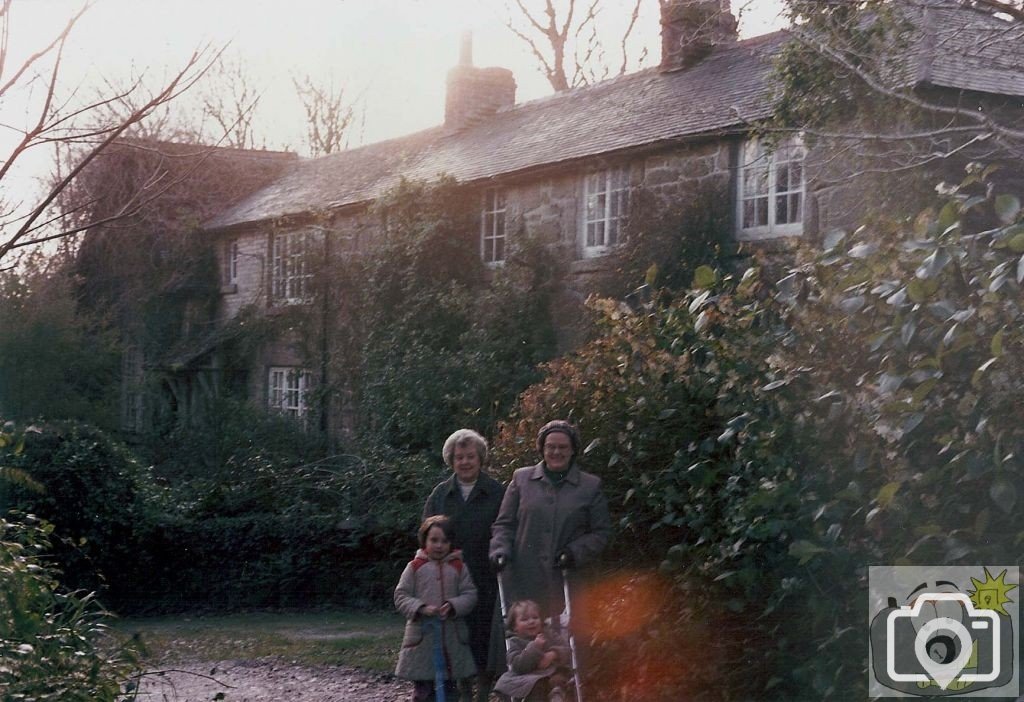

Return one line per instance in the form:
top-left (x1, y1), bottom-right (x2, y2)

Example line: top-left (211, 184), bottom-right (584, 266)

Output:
top-left (737, 136), bottom-right (805, 240)
top-left (583, 167), bottom-right (630, 257)
top-left (481, 187), bottom-right (507, 265)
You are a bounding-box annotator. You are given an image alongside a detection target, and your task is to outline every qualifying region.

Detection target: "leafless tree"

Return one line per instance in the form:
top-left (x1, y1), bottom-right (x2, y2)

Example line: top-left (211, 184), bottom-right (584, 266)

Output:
top-left (0, 1), bottom-right (222, 263)
top-left (504, 0), bottom-right (647, 91)
top-left (293, 73), bottom-right (356, 157)
top-left (198, 54), bottom-right (262, 150)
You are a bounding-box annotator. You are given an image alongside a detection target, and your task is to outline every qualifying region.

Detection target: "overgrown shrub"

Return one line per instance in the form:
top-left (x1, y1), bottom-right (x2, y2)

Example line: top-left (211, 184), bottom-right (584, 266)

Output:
top-left (0, 513), bottom-right (137, 701)
top-left (492, 268), bottom-right (812, 700)
top-left (601, 182), bottom-right (735, 296)
top-left (345, 177), bottom-right (559, 452)
top-left (0, 421), bottom-right (157, 606)
top-left (0, 253), bottom-right (119, 427)
top-left (767, 169), bottom-right (1024, 696)
top-left (492, 171), bottom-right (1024, 700)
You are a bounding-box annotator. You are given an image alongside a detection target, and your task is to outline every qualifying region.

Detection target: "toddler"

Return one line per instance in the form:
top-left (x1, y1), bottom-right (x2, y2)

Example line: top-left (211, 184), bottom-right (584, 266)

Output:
top-left (494, 599), bottom-right (571, 702)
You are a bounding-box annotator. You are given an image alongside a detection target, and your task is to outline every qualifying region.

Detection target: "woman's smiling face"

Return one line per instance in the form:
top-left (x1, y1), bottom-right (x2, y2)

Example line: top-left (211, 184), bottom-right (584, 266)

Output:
top-left (452, 444), bottom-right (482, 483)
top-left (542, 431), bottom-right (573, 472)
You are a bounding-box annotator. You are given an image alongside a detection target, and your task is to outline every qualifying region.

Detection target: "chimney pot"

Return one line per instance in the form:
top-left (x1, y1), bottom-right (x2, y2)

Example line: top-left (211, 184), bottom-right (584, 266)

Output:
top-left (660, 0), bottom-right (737, 72)
top-left (445, 33), bottom-right (516, 133)
top-left (459, 30), bottom-right (473, 66)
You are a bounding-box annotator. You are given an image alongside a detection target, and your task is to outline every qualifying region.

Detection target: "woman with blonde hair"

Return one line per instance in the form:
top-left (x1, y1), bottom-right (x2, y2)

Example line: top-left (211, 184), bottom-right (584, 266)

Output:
top-left (423, 428), bottom-right (506, 702)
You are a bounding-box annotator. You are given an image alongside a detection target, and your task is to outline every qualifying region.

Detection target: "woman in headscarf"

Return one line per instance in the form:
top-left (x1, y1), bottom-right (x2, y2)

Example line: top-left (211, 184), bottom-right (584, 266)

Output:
top-left (488, 420), bottom-right (611, 619)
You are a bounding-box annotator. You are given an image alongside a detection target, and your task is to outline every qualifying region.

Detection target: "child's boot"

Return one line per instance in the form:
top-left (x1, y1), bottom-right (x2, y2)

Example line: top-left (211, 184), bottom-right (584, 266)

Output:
top-left (458, 677), bottom-right (475, 702)
top-left (548, 686), bottom-right (567, 702)
top-left (475, 673), bottom-right (492, 702)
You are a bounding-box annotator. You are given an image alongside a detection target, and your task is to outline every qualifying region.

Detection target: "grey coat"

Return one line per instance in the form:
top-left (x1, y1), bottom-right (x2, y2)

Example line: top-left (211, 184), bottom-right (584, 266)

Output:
top-left (394, 549), bottom-right (478, 682)
top-left (489, 461), bottom-right (611, 616)
top-left (493, 627), bottom-right (571, 699)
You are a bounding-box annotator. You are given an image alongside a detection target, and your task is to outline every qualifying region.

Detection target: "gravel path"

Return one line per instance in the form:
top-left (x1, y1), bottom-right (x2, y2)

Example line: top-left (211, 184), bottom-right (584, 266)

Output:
top-left (130, 658), bottom-right (409, 702)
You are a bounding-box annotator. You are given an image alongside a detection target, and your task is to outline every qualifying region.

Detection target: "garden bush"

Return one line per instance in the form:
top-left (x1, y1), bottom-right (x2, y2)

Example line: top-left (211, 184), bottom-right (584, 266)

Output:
top-left (492, 268), bottom-right (814, 699)
top-left (345, 177), bottom-right (558, 453)
top-left (0, 421), bottom-right (157, 607)
top-left (492, 170), bottom-right (1024, 700)
top-left (0, 513), bottom-right (137, 702)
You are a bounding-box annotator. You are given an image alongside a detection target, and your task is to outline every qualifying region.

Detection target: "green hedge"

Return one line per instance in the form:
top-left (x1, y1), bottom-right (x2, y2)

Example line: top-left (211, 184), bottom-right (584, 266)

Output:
top-left (122, 513), bottom-right (405, 612)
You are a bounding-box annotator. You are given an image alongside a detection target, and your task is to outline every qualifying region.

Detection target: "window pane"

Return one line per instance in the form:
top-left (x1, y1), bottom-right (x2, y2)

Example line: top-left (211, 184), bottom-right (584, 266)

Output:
top-left (776, 193), bottom-right (789, 224)
top-left (608, 218), bottom-right (620, 246)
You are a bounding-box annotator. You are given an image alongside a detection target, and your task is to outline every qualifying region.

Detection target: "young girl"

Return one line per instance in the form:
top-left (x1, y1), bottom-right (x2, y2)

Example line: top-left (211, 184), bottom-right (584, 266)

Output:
top-left (395, 515), bottom-right (478, 702)
top-left (494, 599), bottom-right (572, 702)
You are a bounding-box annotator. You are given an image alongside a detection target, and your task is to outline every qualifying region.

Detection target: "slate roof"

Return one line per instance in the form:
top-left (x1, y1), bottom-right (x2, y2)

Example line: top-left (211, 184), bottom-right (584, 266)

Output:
top-left (205, 31), bottom-right (786, 231)
top-left (919, 3), bottom-right (1024, 97)
top-left (205, 3), bottom-right (1024, 233)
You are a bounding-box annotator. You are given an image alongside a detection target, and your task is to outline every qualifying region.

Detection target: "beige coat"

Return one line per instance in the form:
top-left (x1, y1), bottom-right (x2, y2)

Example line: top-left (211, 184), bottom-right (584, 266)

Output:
top-left (394, 548), bottom-right (478, 681)
top-left (489, 461), bottom-right (611, 616)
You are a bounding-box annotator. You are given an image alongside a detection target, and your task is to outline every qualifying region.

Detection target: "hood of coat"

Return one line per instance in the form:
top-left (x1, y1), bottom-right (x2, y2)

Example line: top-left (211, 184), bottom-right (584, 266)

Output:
top-left (412, 547), bottom-right (465, 566)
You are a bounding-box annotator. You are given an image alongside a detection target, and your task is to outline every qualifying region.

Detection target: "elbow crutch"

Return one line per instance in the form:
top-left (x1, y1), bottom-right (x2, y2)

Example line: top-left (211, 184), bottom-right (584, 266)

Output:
top-left (560, 557), bottom-right (583, 702)
top-left (495, 556), bottom-right (511, 655)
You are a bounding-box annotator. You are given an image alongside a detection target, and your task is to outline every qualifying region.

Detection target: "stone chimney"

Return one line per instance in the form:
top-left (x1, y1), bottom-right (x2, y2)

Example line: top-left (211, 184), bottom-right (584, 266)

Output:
top-left (660, 0), bottom-right (738, 72)
top-left (445, 32), bottom-right (517, 132)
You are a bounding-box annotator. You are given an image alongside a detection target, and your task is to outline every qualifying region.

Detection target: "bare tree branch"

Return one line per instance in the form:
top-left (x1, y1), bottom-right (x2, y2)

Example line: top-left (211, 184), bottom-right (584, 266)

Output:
top-left (0, 2), bottom-right (90, 99)
top-left (293, 73), bottom-right (357, 157)
top-left (505, 0), bottom-right (652, 92)
top-left (0, 38), bottom-right (221, 261)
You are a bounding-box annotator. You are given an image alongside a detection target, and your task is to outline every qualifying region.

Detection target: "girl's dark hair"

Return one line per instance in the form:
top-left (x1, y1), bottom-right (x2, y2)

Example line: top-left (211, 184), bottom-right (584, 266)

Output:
top-left (418, 514), bottom-right (455, 548)
top-left (505, 599), bottom-right (541, 632)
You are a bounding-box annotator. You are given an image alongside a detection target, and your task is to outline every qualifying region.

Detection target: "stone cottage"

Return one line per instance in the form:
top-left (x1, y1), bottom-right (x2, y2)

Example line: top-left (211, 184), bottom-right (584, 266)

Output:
top-left (118, 0), bottom-right (1024, 435)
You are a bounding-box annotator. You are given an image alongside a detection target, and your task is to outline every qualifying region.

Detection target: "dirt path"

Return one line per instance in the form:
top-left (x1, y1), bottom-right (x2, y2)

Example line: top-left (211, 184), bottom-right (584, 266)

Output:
top-left (130, 658), bottom-right (409, 702)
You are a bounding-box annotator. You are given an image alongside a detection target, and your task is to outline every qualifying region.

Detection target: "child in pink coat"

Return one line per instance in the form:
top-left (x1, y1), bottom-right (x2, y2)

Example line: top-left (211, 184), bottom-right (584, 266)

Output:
top-left (394, 515), bottom-right (478, 702)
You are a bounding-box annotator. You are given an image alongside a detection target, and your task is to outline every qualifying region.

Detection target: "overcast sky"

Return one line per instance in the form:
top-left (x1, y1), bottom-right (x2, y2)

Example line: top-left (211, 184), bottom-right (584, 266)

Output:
top-left (1, 0), bottom-right (788, 215)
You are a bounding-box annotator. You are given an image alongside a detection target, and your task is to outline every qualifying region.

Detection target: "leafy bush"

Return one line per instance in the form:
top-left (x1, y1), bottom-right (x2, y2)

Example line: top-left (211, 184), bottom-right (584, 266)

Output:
top-left (602, 181), bottom-right (735, 296)
top-left (0, 254), bottom-right (119, 427)
top-left (0, 421), bottom-right (157, 606)
top-left (0, 513), bottom-right (137, 701)
top-left (492, 269), bottom-right (812, 699)
top-left (345, 177), bottom-right (558, 452)
top-left (767, 169), bottom-right (1024, 695)
top-left (493, 170), bottom-right (1024, 700)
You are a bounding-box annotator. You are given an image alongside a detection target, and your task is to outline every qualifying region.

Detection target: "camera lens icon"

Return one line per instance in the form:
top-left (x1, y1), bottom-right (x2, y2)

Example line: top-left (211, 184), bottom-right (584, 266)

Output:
top-left (886, 593), bottom-right (1001, 690)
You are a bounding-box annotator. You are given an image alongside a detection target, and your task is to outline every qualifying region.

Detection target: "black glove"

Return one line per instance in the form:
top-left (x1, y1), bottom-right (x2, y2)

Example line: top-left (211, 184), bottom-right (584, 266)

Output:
top-left (490, 554), bottom-right (507, 573)
top-left (557, 550), bottom-right (574, 569)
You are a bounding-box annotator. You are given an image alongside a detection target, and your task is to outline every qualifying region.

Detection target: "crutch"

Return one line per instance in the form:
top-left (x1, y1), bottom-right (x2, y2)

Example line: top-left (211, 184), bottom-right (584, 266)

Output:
top-left (559, 556), bottom-right (584, 702)
top-left (495, 555), bottom-right (511, 654)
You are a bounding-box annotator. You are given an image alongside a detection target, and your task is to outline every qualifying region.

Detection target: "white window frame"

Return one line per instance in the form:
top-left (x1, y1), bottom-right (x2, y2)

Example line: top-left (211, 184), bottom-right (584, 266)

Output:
top-left (736, 135), bottom-right (806, 240)
top-left (271, 230), bottom-right (315, 304)
top-left (481, 187), bottom-right (507, 265)
top-left (583, 167), bottom-right (630, 257)
top-left (222, 239), bottom-right (239, 285)
top-left (121, 346), bottom-right (144, 432)
top-left (268, 366), bottom-right (311, 418)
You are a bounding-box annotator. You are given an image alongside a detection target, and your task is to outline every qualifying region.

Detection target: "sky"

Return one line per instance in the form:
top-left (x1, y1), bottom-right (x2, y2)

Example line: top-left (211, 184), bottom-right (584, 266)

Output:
top-left (1, 0), bottom-right (788, 216)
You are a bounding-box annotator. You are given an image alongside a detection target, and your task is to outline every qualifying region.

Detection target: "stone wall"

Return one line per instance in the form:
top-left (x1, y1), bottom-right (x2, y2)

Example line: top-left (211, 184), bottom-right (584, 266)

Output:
top-left (213, 138), bottom-right (741, 433)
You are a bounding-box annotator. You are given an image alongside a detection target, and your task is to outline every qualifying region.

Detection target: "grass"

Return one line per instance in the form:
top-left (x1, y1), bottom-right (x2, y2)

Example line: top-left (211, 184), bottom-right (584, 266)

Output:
top-left (112, 609), bottom-right (406, 673)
